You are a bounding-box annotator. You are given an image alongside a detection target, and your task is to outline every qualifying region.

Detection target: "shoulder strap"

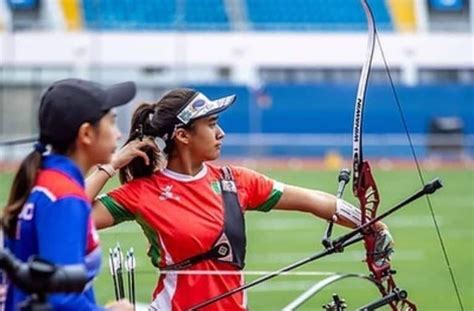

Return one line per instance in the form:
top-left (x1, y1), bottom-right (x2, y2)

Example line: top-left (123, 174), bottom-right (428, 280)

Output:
top-left (35, 169), bottom-right (88, 201)
top-left (220, 166), bottom-right (238, 193)
top-left (218, 166), bottom-right (246, 268)
top-left (221, 166), bottom-right (233, 180)
top-left (161, 166), bottom-right (246, 271)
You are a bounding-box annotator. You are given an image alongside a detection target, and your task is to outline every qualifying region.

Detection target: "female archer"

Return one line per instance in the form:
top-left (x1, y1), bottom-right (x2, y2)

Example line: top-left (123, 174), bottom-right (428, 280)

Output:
top-left (2, 78), bottom-right (136, 310)
top-left (87, 88), bottom-right (393, 310)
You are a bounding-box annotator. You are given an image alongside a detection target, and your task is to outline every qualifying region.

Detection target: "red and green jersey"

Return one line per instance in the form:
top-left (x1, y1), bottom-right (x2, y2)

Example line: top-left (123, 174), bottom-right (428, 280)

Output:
top-left (99, 163), bottom-right (283, 310)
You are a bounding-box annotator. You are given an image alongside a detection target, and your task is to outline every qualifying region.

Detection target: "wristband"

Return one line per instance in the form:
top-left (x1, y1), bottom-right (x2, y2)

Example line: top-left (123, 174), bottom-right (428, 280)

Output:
top-left (97, 164), bottom-right (117, 178)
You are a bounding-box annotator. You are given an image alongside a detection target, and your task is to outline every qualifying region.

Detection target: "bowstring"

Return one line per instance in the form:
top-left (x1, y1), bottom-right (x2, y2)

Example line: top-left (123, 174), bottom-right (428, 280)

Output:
top-left (374, 31), bottom-right (464, 311)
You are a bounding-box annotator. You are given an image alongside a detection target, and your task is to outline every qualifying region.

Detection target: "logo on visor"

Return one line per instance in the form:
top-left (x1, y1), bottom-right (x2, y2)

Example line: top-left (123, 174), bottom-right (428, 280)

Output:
top-left (192, 99), bottom-right (205, 109)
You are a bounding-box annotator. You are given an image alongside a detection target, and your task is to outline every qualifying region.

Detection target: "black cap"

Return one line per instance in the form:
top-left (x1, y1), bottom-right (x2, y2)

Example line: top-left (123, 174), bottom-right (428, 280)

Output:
top-left (39, 78), bottom-right (136, 144)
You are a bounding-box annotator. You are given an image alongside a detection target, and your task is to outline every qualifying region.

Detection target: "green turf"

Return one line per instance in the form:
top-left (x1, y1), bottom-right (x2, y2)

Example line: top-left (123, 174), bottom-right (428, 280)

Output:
top-left (0, 168), bottom-right (473, 310)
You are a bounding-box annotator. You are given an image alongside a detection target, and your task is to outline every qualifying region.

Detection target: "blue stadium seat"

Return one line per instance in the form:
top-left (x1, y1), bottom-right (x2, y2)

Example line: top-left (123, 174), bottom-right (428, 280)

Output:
top-left (183, 0), bottom-right (230, 30)
top-left (82, 0), bottom-right (229, 31)
top-left (245, 0), bottom-right (393, 31)
top-left (82, 0), bottom-right (175, 30)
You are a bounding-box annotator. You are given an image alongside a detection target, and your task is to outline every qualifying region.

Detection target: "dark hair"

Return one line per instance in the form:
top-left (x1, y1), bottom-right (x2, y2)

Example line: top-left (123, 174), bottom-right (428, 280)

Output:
top-left (3, 150), bottom-right (42, 238)
top-left (118, 88), bottom-right (196, 184)
top-left (2, 140), bottom-right (74, 238)
top-left (119, 102), bottom-right (162, 184)
top-left (2, 120), bottom-right (103, 238)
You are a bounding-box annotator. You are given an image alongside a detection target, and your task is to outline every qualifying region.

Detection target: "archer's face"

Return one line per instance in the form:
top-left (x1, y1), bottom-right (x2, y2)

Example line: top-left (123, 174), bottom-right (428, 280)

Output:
top-left (89, 110), bottom-right (122, 164)
top-left (187, 115), bottom-right (225, 162)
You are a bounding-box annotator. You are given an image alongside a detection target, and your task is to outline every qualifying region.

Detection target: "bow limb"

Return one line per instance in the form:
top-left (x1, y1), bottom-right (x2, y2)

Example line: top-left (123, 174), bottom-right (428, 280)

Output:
top-left (352, 0), bottom-right (375, 190)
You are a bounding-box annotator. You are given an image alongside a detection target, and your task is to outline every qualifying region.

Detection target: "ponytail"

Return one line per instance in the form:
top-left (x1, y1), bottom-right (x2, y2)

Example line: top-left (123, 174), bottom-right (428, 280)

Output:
top-left (2, 150), bottom-right (43, 238)
top-left (119, 102), bottom-right (164, 184)
top-left (119, 89), bottom-right (197, 184)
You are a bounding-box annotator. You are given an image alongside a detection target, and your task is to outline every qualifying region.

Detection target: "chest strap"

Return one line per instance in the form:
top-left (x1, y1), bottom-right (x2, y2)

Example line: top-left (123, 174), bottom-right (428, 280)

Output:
top-left (161, 166), bottom-right (247, 271)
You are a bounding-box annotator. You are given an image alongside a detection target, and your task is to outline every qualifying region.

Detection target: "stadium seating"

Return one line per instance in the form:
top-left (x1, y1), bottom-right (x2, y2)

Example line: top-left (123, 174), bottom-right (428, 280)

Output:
top-left (245, 0), bottom-right (393, 31)
top-left (184, 0), bottom-right (229, 30)
top-left (80, 0), bottom-right (393, 31)
top-left (82, 0), bottom-right (229, 30)
top-left (82, 0), bottom-right (176, 30)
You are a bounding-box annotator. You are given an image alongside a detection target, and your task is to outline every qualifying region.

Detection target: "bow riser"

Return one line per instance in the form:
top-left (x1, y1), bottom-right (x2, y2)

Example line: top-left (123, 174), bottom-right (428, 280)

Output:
top-left (356, 162), bottom-right (390, 292)
top-left (358, 161), bottom-right (417, 308)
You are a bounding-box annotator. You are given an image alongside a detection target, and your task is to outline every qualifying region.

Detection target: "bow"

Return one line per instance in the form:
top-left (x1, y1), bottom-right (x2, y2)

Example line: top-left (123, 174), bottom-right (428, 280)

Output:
top-left (351, 1), bottom-right (416, 309)
top-left (350, 1), bottom-right (463, 310)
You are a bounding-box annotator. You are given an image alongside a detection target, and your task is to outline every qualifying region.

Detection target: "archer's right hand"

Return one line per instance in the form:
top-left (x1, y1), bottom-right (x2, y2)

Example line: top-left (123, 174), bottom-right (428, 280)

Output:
top-left (111, 137), bottom-right (157, 170)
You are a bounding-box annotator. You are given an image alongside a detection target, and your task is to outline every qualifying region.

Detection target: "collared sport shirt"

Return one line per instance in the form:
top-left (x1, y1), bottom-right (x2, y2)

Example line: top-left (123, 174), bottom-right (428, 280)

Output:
top-left (100, 163), bottom-right (284, 311)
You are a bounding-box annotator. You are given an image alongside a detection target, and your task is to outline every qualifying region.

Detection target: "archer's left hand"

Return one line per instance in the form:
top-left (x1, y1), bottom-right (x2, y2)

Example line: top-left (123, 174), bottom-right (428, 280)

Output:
top-left (374, 222), bottom-right (394, 267)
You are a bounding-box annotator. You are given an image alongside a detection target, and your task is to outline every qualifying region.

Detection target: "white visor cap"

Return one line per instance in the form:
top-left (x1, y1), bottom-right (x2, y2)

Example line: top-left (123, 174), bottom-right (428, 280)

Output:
top-left (176, 92), bottom-right (236, 125)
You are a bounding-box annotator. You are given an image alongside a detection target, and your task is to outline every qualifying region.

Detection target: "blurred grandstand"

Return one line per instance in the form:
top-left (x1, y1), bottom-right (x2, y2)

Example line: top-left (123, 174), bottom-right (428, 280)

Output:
top-left (0, 0), bottom-right (472, 167)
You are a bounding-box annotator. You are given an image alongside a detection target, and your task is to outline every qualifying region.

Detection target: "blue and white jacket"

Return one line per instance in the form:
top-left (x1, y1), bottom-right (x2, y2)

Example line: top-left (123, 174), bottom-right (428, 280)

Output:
top-left (3, 155), bottom-right (103, 311)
